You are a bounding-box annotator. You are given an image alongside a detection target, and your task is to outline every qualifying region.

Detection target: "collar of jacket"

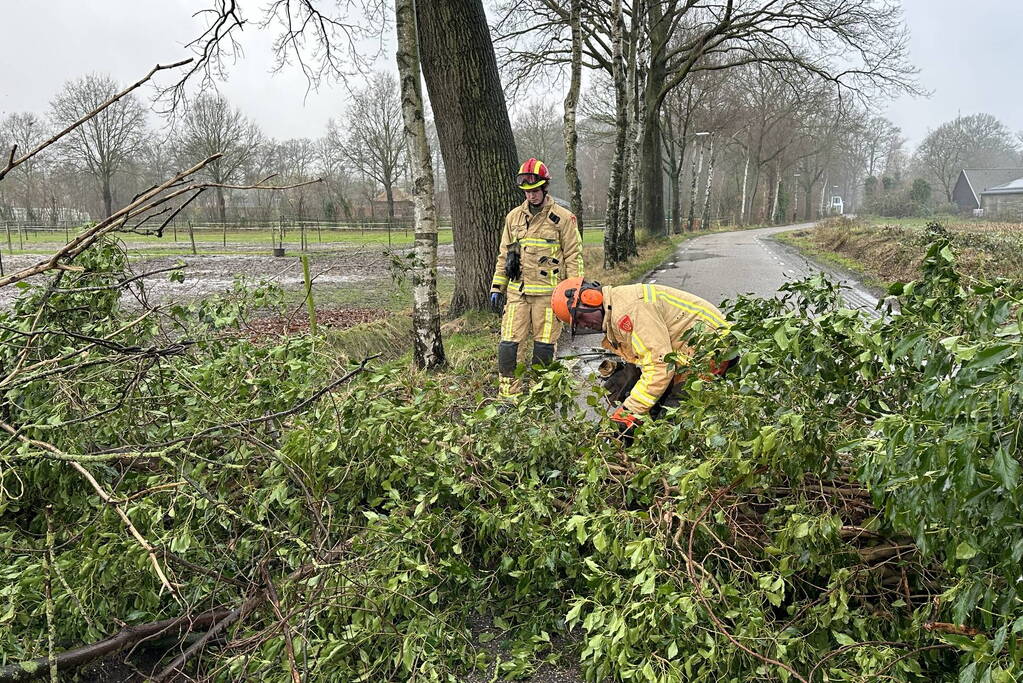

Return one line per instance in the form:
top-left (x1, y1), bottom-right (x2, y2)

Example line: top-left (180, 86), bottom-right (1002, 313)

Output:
top-left (516, 195), bottom-right (553, 223)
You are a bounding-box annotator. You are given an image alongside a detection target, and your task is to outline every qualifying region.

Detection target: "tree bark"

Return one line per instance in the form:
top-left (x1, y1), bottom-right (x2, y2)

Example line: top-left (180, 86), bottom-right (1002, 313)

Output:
top-left (739, 151), bottom-right (750, 225)
top-left (397, 0), bottom-right (445, 370)
top-left (700, 138), bottom-right (716, 231)
top-left (101, 172), bottom-right (113, 218)
top-left (622, 1), bottom-right (647, 258)
top-left (562, 0), bottom-right (584, 230)
top-left (639, 0), bottom-right (666, 238)
top-left (603, 0), bottom-right (627, 269)
top-left (687, 138), bottom-right (704, 232)
top-left (417, 0), bottom-right (519, 315)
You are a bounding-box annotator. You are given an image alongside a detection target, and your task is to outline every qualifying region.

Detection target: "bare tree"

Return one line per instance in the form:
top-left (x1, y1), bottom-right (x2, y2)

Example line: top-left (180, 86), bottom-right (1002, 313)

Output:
top-left (0, 113), bottom-right (49, 220)
top-left (495, 0), bottom-right (919, 242)
top-left (175, 94), bottom-right (263, 223)
top-left (50, 74), bottom-right (147, 217)
top-left (339, 72), bottom-right (408, 219)
top-left (914, 113), bottom-right (1022, 202)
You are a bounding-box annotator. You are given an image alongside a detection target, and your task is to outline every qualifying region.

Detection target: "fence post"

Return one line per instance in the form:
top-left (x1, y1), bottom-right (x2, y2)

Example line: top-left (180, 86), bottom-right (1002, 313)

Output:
top-left (188, 221), bottom-right (197, 255)
top-left (223, 221), bottom-right (227, 248)
top-left (18, 224), bottom-right (24, 251)
top-left (301, 222), bottom-right (307, 251)
top-left (173, 221), bottom-right (177, 243)
top-left (301, 254), bottom-right (317, 335)
top-left (5, 222), bottom-right (11, 254)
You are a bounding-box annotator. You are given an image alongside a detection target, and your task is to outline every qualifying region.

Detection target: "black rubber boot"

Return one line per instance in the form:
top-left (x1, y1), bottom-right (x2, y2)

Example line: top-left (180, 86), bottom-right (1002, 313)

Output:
top-left (498, 341), bottom-right (519, 377)
top-left (531, 342), bottom-right (556, 367)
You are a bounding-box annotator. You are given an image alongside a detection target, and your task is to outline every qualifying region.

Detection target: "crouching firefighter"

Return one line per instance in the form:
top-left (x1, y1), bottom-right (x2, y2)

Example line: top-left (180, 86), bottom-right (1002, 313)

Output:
top-left (490, 158), bottom-right (583, 399)
top-left (551, 278), bottom-right (737, 441)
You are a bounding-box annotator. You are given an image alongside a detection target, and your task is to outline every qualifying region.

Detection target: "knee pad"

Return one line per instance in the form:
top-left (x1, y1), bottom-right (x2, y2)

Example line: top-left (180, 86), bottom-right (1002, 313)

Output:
top-left (532, 342), bottom-right (555, 367)
top-left (498, 341), bottom-right (518, 376)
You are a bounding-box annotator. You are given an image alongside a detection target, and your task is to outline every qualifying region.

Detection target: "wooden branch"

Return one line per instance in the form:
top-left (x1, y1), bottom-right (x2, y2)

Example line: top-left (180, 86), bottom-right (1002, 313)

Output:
top-left (0, 607), bottom-right (232, 682)
top-left (0, 59), bottom-right (192, 182)
top-left (923, 622), bottom-right (981, 637)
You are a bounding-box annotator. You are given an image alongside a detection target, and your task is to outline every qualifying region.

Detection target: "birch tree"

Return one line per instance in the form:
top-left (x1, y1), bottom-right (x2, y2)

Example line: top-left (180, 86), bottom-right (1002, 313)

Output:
top-left (603, 0), bottom-right (627, 268)
top-left (562, 0), bottom-right (584, 228)
top-left (396, 0), bottom-right (445, 370)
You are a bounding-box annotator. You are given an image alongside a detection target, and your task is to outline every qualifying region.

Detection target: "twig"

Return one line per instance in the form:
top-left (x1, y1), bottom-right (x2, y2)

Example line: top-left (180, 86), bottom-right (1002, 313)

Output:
top-left (44, 507), bottom-right (58, 683)
top-left (0, 59), bottom-right (193, 182)
top-left (263, 566), bottom-right (302, 683)
top-left (95, 354), bottom-right (380, 454)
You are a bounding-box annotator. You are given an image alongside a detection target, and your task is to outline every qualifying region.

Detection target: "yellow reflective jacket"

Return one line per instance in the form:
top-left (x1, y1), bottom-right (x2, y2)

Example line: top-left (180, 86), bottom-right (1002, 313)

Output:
top-left (600, 283), bottom-right (729, 415)
top-left (491, 196), bottom-right (583, 296)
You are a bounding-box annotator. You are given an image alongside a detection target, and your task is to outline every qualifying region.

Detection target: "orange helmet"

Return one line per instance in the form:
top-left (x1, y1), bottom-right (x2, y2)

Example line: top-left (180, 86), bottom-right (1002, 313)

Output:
top-left (552, 277), bottom-right (604, 335)
top-left (516, 158), bottom-right (551, 190)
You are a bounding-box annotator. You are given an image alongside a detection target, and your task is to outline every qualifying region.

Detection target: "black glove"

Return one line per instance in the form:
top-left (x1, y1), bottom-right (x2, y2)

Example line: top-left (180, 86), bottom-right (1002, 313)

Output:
top-left (490, 291), bottom-right (506, 314)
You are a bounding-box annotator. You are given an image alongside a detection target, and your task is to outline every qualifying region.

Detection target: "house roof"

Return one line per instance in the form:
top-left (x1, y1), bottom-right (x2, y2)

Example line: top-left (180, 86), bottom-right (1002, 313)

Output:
top-left (981, 177), bottom-right (1023, 195)
top-left (961, 169), bottom-right (1023, 202)
top-left (373, 188), bottom-right (413, 203)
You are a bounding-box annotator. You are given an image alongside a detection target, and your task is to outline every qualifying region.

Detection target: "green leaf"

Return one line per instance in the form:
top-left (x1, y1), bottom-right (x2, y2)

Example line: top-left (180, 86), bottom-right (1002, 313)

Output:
top-left (992, 448), bottom-right (1021, 490)
top-left (773, 326), bottom-right (790, 350)
top-left (955, 541), bottom-right (978, 560)
top-left (834, 632), bottom-right (855, 646)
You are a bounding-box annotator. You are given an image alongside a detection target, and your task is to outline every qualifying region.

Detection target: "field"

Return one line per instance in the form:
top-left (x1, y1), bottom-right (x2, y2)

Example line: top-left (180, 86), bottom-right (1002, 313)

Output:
top-left (778, 215), bottom-right (1023, 287)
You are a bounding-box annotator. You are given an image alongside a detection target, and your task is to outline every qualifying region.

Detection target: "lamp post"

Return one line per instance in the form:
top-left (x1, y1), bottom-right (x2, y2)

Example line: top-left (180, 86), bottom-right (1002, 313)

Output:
top-left (687, 131), bottom-right (709, 232)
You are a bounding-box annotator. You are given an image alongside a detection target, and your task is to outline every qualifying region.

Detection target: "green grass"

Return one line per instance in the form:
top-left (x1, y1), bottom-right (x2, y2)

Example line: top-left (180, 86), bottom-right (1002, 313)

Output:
top-left (774, 229), bottom-right (890, 292)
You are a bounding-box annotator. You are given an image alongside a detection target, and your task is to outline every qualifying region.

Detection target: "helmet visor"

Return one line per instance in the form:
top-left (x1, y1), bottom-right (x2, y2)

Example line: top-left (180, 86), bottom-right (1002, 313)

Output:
top-left (516, 173), bottom-right (547, 190)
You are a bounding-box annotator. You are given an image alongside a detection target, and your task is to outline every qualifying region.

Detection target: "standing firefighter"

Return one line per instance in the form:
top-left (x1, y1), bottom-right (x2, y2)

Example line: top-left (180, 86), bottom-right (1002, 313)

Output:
top-left (490, 158), bottom-right (583, 399)
top-left (551, 278), bottom-right (735, 440)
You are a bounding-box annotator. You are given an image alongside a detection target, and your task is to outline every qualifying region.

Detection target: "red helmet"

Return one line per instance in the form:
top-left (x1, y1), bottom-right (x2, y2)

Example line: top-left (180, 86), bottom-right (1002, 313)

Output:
top-left (516, 158), bottom-right (551, 190)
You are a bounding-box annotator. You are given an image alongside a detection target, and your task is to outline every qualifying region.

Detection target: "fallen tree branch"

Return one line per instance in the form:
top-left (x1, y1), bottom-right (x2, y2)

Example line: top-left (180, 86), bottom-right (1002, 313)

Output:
top-left (0, 607), bottom-right (232, 682)
top-left (95, 353), bottom-right (380, 454)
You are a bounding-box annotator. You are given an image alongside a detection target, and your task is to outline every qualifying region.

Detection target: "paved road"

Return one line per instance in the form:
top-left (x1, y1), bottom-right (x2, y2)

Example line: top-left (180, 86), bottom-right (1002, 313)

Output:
top-left (559, 222), bottom-right (881, 375)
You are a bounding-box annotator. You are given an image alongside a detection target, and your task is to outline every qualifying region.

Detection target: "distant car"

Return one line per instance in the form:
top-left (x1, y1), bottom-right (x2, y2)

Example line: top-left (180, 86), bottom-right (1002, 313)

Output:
top-left (829, 196), bottom-right (844, 215)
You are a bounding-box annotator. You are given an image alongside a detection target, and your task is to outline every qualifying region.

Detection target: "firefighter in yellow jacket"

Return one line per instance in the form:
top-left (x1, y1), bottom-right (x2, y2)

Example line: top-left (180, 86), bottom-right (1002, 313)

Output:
top-left (551, 278), bottom-right (734, 435)
top-left (490, 158), bottom-right (583, 399)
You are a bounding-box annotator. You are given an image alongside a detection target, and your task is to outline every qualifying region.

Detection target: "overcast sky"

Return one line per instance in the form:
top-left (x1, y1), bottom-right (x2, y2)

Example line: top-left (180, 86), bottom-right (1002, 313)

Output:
top-left (1, 0), bottom-right (1021, 150)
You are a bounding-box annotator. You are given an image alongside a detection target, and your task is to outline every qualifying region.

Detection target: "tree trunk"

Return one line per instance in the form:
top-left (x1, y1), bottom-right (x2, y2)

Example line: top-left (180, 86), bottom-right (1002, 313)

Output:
top-left (639, 0), bottom-right (666, 238)
top-left (739, 152), bottom-right (750, 225)
top-left (417, 0), bottom-right (519, 315)
top-left (700, 138), bottom-right (715, 231)
top-left (603, 0), bottom-right (627, 269)
top-left (215, 186), bottom-right (227, 224)
top-left (385, 182), bottom-right (395, 219)
top-left (622, 3), bottom-right (647, 258)
top-left (770, 167), bottom-right (782, 224)
top-left (562, 0), bottom-right (584, 230)
top-left (397, 0), bottom-right (445, 370)
top-left (102, 173), bottom-right (113, 218)
top-left (687, 138), bottom-right (704, 232)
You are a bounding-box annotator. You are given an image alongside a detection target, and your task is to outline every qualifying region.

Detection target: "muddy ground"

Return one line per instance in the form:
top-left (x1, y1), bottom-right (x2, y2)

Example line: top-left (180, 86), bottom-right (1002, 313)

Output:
top-left (0, 244), bottom-right (456, 308)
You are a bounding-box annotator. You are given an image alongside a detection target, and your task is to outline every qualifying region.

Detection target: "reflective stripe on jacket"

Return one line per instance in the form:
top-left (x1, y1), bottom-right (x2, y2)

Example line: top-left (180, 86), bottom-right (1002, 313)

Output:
top-left (491, 195), bottom-right (583, 295)
top-left (599, 284), bottom-right (728, 415)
